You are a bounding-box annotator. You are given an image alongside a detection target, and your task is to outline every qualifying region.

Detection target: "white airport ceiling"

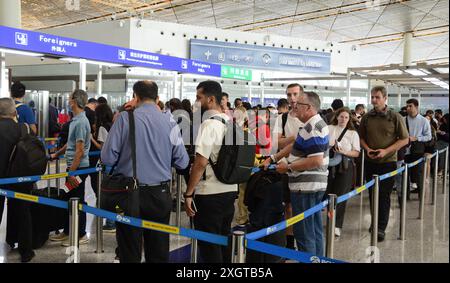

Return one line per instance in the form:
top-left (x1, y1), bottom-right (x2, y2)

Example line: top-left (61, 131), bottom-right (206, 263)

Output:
top-left (18, 0), bottom-right (450, 67)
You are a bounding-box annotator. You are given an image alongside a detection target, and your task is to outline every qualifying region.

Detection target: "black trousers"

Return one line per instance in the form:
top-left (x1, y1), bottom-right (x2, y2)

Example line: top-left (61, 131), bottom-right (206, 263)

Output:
top-left (404, 154), bottom-right (424, 199)
top-left (114, 186), bottom-right (172, 263)
top-left (325, 161), bottom-right (354, 229)
top-left (194, 192), bottom-right (237, 263)
top-left (365, 161), bottom-right (397, 233)
top-left (8, 183), bottom-right (34, 258)
top-left (63, 169), bottom-right (88, 237)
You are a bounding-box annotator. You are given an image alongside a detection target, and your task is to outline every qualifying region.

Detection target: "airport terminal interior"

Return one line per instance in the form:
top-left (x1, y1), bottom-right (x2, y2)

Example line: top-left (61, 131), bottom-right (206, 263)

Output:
top-left (0, 0), bottom-right (448, 264)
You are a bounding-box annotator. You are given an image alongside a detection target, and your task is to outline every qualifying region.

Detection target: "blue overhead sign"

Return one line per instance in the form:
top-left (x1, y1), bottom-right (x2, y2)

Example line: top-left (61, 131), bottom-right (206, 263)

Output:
top-left (0, 25), bottom-right (221, 77)
top-left (190, 39), bottom-right (331, 74)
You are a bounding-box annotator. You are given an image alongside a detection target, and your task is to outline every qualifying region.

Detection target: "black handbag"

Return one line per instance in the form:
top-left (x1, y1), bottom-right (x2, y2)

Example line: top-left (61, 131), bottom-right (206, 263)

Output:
top-left (100, 111), bottom-right (139, 217)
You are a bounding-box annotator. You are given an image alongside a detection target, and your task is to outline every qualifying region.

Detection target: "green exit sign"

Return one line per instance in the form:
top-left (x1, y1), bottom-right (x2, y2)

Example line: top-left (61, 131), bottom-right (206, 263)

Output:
top-left (221, 66), bottom-right (252, 81)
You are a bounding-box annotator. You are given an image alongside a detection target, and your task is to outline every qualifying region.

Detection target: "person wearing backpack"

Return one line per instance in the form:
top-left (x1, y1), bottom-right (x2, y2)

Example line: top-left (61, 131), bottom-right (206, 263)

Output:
top-left (0, 98), bottom-right (40, 262)
top-left (49, 90), bottom-right (91, 247)
top-left (11, 82), bottom-right (37, 135)
top-left (359, 86), bottom-right (409, 242)
top-left (184, 81), bottom-right (240, 263)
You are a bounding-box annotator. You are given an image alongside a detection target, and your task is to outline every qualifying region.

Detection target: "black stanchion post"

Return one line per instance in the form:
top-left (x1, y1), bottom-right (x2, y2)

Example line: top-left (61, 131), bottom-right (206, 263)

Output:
top-left (326, 194), bottom-right (337, 258)
top-left (231, 231), bottom-right (246, 263)
top-left (69, 197), bottom-right (80, 263)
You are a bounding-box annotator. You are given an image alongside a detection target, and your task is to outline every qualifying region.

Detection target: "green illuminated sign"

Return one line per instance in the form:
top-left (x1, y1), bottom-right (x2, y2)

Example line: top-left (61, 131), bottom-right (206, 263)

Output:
top-left (221, 65), bottom-right (252, 81)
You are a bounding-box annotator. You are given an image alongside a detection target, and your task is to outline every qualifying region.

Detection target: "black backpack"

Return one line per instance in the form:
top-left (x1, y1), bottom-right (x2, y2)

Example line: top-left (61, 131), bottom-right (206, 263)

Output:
top-left (7, 124), bottom-right (48, 178)
top-left (209, 117), bottom-right (256, 185)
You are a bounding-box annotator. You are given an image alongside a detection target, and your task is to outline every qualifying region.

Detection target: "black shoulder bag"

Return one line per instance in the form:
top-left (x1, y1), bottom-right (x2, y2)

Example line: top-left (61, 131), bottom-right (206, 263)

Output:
top-left (100, 111), bottom-right (139, 217)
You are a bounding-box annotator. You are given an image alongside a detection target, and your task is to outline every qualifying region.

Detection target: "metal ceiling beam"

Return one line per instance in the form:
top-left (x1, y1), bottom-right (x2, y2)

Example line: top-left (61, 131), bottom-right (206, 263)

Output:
top-left (348, 63), bottom-right (449, 73)
top-left (241, 0), bottom-right (412, 32)
top-left (36, 0), bottom-right (198, 30)
top-left (262, 74), bottom-right (449, 82)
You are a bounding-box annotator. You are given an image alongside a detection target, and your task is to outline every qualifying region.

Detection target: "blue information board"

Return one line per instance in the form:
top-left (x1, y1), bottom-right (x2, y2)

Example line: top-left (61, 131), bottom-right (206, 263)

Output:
top-left (191, 39), bottom-right (331, 74)
top-left (0, 25), bottom-right (221, 77)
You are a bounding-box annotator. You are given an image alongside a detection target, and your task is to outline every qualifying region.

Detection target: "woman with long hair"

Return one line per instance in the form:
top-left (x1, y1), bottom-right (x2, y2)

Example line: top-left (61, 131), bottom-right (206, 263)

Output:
top-left (90, 103), bottom-right (114, 232)
top-left (325, 107), bottom-right (361, 237)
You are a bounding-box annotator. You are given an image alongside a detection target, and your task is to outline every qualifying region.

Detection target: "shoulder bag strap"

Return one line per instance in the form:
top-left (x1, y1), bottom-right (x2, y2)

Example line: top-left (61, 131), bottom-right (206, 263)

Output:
top-left (128, 110), bottom-right (137, 181)
top-left (282, 112), bottom-right (288, 137)
top-left (337, 127), bottom-right (348, 142)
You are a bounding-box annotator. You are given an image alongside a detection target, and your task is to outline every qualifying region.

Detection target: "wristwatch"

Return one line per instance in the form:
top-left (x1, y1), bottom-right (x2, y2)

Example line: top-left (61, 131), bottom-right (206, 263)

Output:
top-left (287, 163), bottom-right (293, 173)
top-left (183, 192), bottom-right (194, 199)
top-left (270, 154), bottom-right (277, 163)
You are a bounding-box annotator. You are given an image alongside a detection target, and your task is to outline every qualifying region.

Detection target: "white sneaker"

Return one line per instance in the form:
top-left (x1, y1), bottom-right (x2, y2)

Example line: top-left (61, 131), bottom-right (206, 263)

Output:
top-left (335, 228), bottom-right (341, 237)
top-left (411, 183), bottom-right (418, 189)
top-left (61, 235), bottom-right (89, 247)
top-left (49, 233), bottom-right (69, 242)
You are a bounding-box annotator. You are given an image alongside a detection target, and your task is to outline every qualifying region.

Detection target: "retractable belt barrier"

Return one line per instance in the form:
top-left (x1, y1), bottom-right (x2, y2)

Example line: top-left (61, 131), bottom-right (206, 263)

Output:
top-left (0, 167), bottom-right (101, 186)
top-left (0, 148), bottom-right (446, 263)
top-left (246, 240), bottom-right (345, 263)
top-left (246, 151), bottom-right (441, 241)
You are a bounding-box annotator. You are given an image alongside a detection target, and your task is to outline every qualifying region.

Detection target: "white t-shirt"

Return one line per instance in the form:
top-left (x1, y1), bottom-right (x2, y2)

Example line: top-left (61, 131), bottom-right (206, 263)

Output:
top-left (328, 125), bottom-right (360, 153)
top-left (273, 111), bottom-right (304, 138)
top-left (195, 113), bottom-right (237, 195)
top-left (97, 126), bottom-right (109, 143)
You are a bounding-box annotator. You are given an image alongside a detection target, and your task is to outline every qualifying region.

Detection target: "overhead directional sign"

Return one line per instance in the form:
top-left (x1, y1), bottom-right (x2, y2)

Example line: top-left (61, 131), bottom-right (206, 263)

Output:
top-left (0, 25), bottom-right (221, 77)
top-left (221, 65), bottom-right (252, 81)
top-left (191, 39), bottom-right (331, 74)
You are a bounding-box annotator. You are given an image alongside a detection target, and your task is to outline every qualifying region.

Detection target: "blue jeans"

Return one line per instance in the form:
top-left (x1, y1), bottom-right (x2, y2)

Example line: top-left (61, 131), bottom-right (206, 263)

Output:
top-left (290, 191), bottom-right (325, 257)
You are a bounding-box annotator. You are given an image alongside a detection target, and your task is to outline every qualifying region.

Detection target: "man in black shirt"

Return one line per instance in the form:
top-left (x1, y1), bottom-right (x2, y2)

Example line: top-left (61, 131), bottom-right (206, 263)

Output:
top-left (0, 98), bottom-right (35, 262)
top-left (48, 97), bottom-right (60, 137)
top-left (0, 98), bottom-right (21, 223)
top-left (85, 98), bottom-right (97, 126)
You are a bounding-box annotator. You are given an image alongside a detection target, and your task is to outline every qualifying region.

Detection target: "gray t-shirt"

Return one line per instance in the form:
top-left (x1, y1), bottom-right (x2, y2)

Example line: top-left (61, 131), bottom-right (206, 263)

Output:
top-left (66, 111), bottom-right (91, 168)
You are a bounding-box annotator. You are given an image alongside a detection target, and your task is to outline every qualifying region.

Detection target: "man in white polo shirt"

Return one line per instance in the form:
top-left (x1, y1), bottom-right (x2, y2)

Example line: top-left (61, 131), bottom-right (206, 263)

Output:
top-left (184, 81), bottom-right (237, 263)
top-left (272, 83), bottom-right (304, 250)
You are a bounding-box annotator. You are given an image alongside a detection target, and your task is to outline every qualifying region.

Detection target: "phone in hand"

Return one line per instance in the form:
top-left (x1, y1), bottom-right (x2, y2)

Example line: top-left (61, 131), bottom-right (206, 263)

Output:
top-left (369, 150), bottom-right (380, 157)
top-left (191, 199), bottom-right (198, 213)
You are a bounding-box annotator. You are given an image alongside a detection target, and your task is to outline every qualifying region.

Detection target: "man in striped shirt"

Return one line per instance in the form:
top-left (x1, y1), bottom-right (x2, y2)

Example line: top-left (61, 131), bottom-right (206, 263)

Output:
top-left (264, 91), bottom-right (329, 256)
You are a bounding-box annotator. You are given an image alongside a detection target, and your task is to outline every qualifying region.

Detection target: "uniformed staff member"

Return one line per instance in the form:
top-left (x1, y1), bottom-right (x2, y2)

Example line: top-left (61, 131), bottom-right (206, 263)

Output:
top-left (101, 80), bottom-right (189, 263)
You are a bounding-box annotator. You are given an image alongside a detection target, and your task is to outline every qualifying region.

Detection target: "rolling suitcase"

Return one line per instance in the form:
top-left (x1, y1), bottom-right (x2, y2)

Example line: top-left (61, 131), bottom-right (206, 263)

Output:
top-left (244, 171), bottom-right (287, 263)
